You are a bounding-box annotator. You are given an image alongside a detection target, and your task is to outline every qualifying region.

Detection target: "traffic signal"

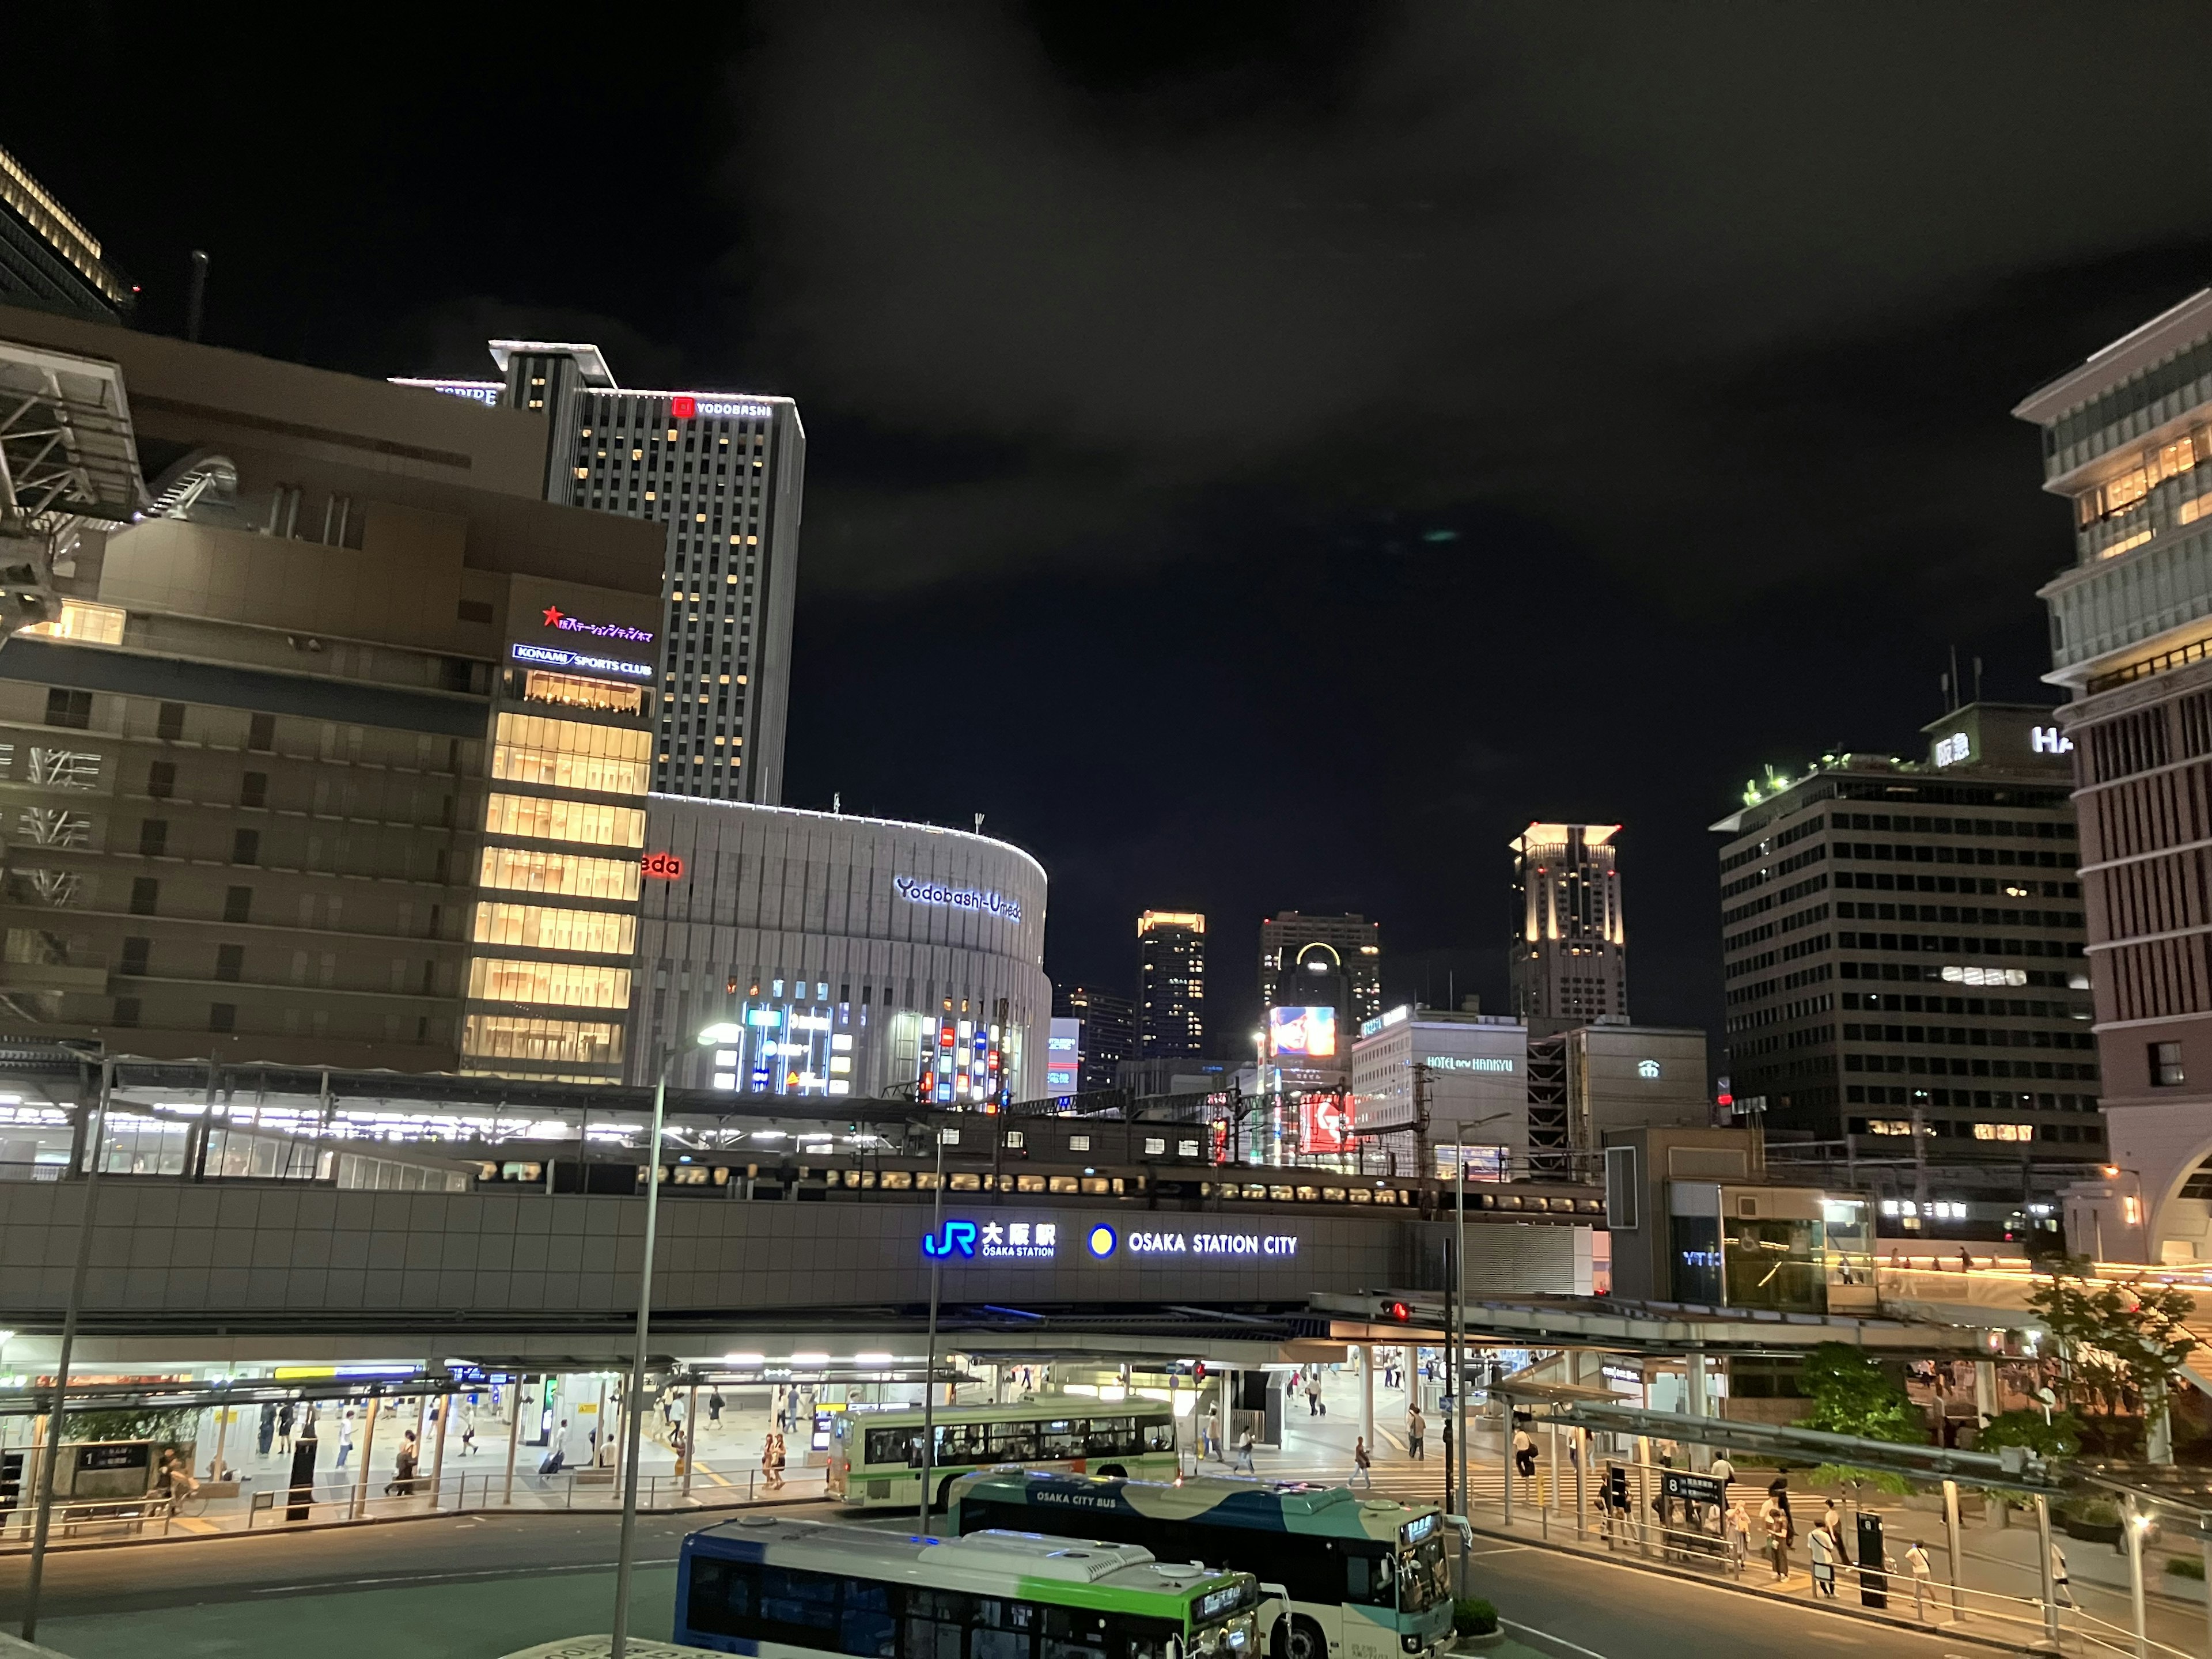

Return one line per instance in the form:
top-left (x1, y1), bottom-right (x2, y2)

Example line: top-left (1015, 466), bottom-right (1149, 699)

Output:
top-left (1191, 1361), bottom-right (1208, 1382)
top-left (1384, 1300), bottom-right (1412, 1321)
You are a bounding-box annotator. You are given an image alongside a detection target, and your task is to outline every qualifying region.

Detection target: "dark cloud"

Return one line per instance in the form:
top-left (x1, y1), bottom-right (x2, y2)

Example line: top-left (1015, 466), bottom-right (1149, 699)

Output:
top-left (733, 3), bottom-right (2212, 605)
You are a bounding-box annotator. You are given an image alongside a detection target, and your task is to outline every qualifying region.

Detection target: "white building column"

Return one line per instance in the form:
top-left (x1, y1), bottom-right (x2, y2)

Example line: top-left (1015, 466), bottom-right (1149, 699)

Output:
top-left (1683, 1350), bottom-right (1712, 1471)
top-left (1359, 1345), bottom-right (1375, 1455)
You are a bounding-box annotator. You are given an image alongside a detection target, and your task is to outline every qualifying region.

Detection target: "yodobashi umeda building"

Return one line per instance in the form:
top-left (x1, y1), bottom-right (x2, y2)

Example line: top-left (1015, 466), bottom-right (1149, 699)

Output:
top-left (629, 797), bottom-right (1051, 1103)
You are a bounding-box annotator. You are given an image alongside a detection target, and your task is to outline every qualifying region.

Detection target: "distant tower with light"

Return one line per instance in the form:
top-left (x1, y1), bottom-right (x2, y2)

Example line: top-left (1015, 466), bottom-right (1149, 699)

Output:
top-left (1137, 911), bottom-right (1206, 1058)
top-left (1509, 823), bottom-right (1627, 1036)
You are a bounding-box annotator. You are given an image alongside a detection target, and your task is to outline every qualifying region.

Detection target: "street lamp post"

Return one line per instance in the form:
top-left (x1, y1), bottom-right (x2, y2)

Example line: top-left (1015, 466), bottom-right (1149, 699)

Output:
top-left (611, 1022), bottom-right (739, 1659)
top-left (21, 1053), bottom-right (111, 1643)
top-left (918, 1122), bottom-right (946, 1532)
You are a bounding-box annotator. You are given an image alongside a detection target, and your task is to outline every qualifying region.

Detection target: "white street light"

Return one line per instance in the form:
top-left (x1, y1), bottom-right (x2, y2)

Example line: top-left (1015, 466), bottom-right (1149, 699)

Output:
top-left (611, 1022), bottom-right (736, 1659)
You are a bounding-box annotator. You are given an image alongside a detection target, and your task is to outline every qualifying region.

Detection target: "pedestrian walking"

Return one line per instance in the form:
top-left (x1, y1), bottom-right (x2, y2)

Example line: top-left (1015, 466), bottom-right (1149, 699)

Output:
top-left (337, 1408), bottom-right (356, 1468)
top-left (1903, 1539), bottom-right (1933, 1619)
top-left (278, 1402), bottom-right (297, 1455)
top-left (1352, 1437), bottom-right (1373, 1491)
top-left (1233, 1429), bottom-right (1256, 1473)
top-left (1407, 1404), bottom-right (1426, 1460)
top-left (763, 1431), bottom-right (782, 1490)
top-left (1709, 1451), bottom-right (1734, 1488)
top-left (1203, 1407), bottom-right (1221, 1460)
top-left (1512, 1422), bottom-right (1538, 1492)
top-left (1306, 1376), bottom-right (1323, 1417)
top-left (388, 1431), bottom-right (419, 1497)
top-left (772, 1430), bottom-right (788, 1488)
top-left (709, 1390), bottom-right (725, 1426)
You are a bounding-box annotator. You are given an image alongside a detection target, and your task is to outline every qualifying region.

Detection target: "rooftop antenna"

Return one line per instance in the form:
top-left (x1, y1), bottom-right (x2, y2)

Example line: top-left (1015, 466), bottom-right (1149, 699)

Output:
top-left (973, 813), bottom-right (985, 834)
top-left (1948, 644), bottom-right (1961, 713)
top-left (1973, 655), bottom-right (1983, 703)
top-left (185, 250), bottom-right (210, 343)
top-left (832, 791), bottom-right (840, 816)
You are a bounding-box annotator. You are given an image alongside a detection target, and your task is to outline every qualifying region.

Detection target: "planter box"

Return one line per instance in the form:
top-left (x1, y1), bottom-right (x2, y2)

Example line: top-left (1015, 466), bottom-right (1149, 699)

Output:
top-left (2061, 1515), bottom-right (2123, 1545)
top-left (1450, 1632), bottom-right (1504, 1652)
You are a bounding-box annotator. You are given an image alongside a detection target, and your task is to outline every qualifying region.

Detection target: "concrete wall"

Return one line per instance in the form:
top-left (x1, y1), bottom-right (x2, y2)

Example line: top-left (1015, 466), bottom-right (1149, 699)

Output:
top-left (0, 1184), bottom-right (1593, 1335)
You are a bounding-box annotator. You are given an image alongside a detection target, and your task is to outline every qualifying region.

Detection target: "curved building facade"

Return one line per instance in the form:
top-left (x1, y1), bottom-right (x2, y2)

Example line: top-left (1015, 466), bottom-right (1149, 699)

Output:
top-left (630, 797), bottom-right (1050, 1100)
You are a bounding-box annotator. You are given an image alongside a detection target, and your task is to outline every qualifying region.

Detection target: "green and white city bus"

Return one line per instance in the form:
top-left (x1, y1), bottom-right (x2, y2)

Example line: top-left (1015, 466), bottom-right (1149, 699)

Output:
top-left (948, 1472), bottom-right (1454, 1659)
top-left (831, 1397), bottom-right (1180, 1510)
top-left (505, 1513), bottom-right (1264, 1658)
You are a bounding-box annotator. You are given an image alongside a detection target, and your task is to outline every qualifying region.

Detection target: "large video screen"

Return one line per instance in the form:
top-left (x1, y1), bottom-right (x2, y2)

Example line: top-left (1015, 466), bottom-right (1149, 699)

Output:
top-left (1269, 1005), bottom-right (1338, 1058)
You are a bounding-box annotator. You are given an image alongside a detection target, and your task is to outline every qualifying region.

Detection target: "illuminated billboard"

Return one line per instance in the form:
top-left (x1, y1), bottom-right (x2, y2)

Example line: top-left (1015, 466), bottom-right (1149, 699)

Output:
top-left (1268, 1005), bottom-right (1337, 1059)
top-left (1299, 1092), bottom-right (1353, 1154)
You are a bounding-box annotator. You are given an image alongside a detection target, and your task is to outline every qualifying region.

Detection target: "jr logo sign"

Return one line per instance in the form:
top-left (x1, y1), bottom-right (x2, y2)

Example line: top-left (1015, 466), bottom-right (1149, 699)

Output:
top-left (922, 1221), bottom-right (979, 1258)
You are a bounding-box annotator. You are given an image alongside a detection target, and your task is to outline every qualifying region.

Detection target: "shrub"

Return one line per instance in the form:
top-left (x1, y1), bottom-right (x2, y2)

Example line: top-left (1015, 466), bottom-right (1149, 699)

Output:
top-left (1977, 1410), bottom-right (2081, 1460)
top-left (2062, 1497), bottom-right (2120, 1528)
top-left (2167, 1555), bottom-right (2206, 1581)
top-left (1452, 1598), bottom-right (1498, 1638)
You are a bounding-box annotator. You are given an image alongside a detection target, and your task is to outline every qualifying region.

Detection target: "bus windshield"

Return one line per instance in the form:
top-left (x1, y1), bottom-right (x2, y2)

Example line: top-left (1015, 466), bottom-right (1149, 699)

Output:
top-left (1191, 1580), bottom-right (1260, 1655)
top-left (1397, 1533), bottom-right (1449, 1613)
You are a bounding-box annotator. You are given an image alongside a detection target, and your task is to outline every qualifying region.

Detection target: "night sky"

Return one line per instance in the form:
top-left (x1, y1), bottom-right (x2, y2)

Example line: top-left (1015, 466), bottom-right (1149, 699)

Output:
top-left (20, 4), bottom-right (2212, 1066)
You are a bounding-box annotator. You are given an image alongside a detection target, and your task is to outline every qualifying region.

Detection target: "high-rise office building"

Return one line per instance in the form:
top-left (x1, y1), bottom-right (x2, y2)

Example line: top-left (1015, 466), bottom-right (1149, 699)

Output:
top-left (1137, 911), bottom-right (1205, 1058)
top-left (0, 145), bottom-right (132, 324)
top-left (393, 341), bottom-right (804, 805)
top-left (1711, 703), bottom-right (2096, 1165)
top-left (0, 300), bottom-right (663, 1079)
top-left (2016, 287), bottom-right (2212, 1261)
top-left (1509, 824), bottom-right (1627, 1035)
top-left (1054, 983), bottom-right (1135, 1093)
top-left (1259, 912), bottom-right (1382, 1026)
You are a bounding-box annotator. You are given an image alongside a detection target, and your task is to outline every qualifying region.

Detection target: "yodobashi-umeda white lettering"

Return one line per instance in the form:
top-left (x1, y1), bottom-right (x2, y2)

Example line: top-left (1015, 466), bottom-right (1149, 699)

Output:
top-left (1126, 1230), bottom-right (1297, 1257)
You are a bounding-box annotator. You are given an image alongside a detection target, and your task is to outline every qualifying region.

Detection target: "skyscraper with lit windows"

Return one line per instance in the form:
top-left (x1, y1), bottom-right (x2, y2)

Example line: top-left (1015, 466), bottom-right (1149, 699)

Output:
top-left (1137, 911), bottom-right (1206, 1058)
top-left (1509, 823), bottom-right (1627, 1035)
top-left (393, 341), bottom-right (804, 804)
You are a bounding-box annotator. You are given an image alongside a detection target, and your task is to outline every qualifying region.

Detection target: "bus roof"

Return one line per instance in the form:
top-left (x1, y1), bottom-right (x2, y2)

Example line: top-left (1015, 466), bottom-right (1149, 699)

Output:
top-left (949, 1470), bottom-right (1440, 1543)
top-left (685, 1517), bottom-right (1243, 1605)
top-left (841, 1394), bottom-right (1173, 1426)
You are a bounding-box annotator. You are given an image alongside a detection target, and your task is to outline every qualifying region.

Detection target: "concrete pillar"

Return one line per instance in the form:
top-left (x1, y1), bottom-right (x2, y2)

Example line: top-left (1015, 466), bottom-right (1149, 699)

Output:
top-left (1359, 1344), bottom-right (1375, 1456)
top-left (1972, 1361), bottom-right (1997, 1435)
top-left (683, 1381), bottom-right (699, 1496)
top-left (2034, 1494), bottom-right (2061, 1650)
top-left (349, 1398), bottom-right (380, 1520)
top-left (2124, 1500), bottom-right (2148, 1658)
top-left (1635, 1434), bottom-right (1652, 1558)
top-left (503, 1377), bottom-right (523, 1508)
top-left (1942, 1478), bottom-right (1964, 1623)
top-left (430, 1386), bottom-right (450, 1508)
top-left (1683, 1350), bottom-right (1711, 1472)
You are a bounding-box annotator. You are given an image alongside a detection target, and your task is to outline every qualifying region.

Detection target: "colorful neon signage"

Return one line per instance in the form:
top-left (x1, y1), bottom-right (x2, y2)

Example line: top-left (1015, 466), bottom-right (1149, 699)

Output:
top-left (509, 642), bottom-right (653, 680)
top-left (893, 876), bottom-right (1022, 922)
top-left (922, 1219), bottom-right (1058, 1260)
top-left (540, 605), bottom-right (653, 644)
top-left (642, 851), bottom-right (684, 879)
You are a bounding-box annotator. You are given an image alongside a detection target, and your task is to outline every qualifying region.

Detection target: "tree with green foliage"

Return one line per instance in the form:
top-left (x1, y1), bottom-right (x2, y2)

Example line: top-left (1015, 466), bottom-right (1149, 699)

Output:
top-left (2028, 1257), bottom-right (2200, 1459)
top-left (1796, 1342), bottom-right (1926, 1496)
top-left (61, 1407), bottom-right (199, 1447)
top-left (1976, 1408), bottom-right (2081, 1461)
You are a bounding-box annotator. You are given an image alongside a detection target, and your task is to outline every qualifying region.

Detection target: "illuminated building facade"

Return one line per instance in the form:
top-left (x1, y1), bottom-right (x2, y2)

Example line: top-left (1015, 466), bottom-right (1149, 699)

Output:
top-left (1259, 911), bottom-right (1381, 1036)
top-left (1053, 983), bottom-right (1134, 1093)
top-left (1137, 910), bottom-right (1205, 1058)
top-left (1509, 824), bottom-right (1627, 1035)
top-left (2017, 287), bottom-right (2212, 1259)
top-left (630, 798), bottom-right (1050, 1103)
top-left (1710, 708), bottom-right (2094, 1165)
top-left (393, 340), bottom-right (804, 805)
top-left (0, 143), bottom-right (132, 323)
top-left (0, 301), bottom-right (663, 1078)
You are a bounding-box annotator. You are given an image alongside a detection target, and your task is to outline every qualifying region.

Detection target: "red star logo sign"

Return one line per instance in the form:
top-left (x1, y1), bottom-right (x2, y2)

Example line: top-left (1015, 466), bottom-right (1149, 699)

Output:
top-left (542, 605), bottom-right (565, 628)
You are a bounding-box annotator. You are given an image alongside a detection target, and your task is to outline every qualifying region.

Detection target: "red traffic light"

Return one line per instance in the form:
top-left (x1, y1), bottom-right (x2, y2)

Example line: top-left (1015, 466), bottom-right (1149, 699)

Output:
top-left (1386, 1301), bottom-right (1412, 1321)
top-left (1191, 1361), bottom-right (1207, 1382)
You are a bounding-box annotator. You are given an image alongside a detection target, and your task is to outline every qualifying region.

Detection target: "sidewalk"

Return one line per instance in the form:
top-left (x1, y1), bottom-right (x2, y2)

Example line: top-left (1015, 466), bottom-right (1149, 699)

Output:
top-left (1231, 1365), bottom-right (2205, 1658)
top-left (0, 1391), bottom-right (825, 1549)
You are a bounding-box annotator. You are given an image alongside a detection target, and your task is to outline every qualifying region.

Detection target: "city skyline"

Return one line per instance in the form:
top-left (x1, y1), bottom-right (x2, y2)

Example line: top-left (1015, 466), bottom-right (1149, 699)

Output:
top-left (8, 10), bottom-right (2212, 1069)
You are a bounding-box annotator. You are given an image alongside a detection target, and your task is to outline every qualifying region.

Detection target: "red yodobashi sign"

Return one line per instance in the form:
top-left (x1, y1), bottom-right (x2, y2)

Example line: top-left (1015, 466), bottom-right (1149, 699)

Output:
top-left (643, 851), bottom-right (684, 879)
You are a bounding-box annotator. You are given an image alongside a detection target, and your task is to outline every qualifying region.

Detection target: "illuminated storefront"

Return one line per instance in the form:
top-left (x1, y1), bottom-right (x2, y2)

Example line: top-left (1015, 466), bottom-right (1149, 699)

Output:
top-left (633, 797), bottom-right (1050, 1101)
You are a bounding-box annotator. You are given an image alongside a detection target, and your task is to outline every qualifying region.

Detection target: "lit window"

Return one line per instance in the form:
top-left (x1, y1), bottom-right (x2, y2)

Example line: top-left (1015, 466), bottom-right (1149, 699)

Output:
top-left (493, 714), bottom-right (652, 795)
top-left (1972, 1123), bottom-right (2035, 1142)
top-left (471, 903), bottom-right (637, 956)
top-left (521, 671), bottom-right (644, 717)
top-left (460, 1013), bottom-right (624, 1066)
top-left (479, 847), bottom-right (642, 902)
top-left (465, 957), bottom-right (631, 1009)
top-left (20, 599), bottom-right (125, 646)
top-left (482, 793), bottom-right (645, 849)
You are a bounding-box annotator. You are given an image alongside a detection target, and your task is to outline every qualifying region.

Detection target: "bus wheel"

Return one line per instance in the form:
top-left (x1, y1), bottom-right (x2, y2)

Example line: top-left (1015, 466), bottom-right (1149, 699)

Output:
top-left (933, 1474), bottom-right (961, 1514)
top-left (1097, 1463), bottom-right (1128, 1478)
top-left (1278, 1617), bottom-right (1325, 1659)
